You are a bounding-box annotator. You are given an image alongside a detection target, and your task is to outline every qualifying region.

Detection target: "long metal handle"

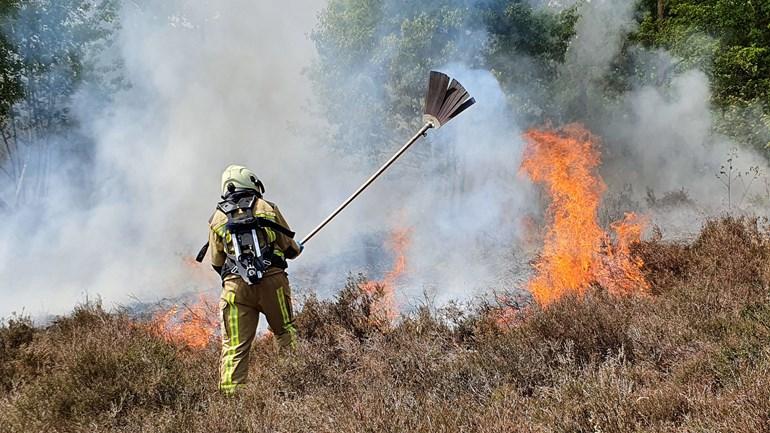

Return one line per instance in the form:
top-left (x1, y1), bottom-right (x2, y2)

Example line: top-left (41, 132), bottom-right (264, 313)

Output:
top-left (301, 122), bottom-right (433, 246)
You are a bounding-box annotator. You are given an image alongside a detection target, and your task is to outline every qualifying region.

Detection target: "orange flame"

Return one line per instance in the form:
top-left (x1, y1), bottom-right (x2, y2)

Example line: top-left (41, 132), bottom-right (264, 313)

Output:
top-left (521, 124), bottom-right (649, 306)
top-left (360, 228), bottom-right (411, 321)
top-left (596, 212), bottom-right (650, 294)
top-left (151, 294), bottom-right (219, 348)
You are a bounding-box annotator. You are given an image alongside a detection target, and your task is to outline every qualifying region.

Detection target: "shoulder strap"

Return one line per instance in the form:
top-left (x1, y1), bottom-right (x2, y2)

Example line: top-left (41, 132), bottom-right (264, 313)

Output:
top-left (257, 217), bottom-right (295, 239)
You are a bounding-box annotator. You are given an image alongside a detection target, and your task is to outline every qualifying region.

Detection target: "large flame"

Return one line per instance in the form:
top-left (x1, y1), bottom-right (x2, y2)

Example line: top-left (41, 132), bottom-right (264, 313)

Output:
top-left (359, 228), bottom-right (411, 321)
top-left (521, 124), bottom-right (649, 306)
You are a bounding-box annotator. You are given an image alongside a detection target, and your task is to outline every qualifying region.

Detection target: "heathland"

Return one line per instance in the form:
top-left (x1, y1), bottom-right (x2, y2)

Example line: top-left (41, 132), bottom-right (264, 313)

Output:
top-left (2, 217), bottom-right (769, 432)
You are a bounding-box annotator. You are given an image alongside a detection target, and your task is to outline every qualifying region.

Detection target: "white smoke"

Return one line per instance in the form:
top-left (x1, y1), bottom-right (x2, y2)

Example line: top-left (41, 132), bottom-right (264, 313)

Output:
top-left (399, 64), bottom-right (536, 305)
top-left (562, 0), bottom-right (638, 83)
top-left (610, 69), bottom-right (766, 204)
top-left (1, 0), bottom-right (330, 318)
top-left (0, 0), bottom-right (535, 318)
top-left (2, 0), bottom-right (767, 319)
top-left (554, 0), bottom-right (769, 232)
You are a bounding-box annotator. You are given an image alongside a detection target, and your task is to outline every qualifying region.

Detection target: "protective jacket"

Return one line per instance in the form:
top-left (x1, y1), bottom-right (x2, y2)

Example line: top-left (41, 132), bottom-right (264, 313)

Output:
top-left (208, 197), bottom-right (301, 282)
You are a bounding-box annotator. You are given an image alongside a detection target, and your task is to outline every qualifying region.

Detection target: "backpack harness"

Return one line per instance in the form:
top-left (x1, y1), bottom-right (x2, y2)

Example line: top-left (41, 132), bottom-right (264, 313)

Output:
top-left (195, 190), bottom-right (295, 284)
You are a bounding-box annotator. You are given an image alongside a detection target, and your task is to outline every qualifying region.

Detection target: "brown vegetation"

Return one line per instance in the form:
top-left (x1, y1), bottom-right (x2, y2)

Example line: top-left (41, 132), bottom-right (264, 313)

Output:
top-left (2, 217), bottom-right (770, 432)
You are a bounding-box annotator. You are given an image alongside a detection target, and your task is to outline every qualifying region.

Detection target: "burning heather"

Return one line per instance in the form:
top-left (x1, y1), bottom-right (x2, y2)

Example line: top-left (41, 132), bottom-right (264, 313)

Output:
top-left (153, 226), bottom-right (412, 349)
top-left (151, 294), bottom-right (219, 348)
top-left (359, 228), bottom-right (411, 323)
top-left (521, 124), bottom-right (649, 306)
top-left (148, 257), bottom-right (221, 348)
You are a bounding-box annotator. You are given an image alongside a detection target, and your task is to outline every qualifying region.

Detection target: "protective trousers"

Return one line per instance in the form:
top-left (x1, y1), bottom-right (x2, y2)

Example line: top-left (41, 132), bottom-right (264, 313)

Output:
top-left (219, 272), bottom-right (297, 393)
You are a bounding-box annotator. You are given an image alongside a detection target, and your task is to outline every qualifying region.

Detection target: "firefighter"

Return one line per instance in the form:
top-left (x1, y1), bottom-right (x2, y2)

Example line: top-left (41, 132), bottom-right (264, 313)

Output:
top-left (208, 164), bottom-right (302, 393)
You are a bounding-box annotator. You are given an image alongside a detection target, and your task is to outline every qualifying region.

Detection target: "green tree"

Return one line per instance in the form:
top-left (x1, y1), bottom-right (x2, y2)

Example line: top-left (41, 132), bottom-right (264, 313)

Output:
top-left (0, 0), bottom-right (120, 205)
top-left (636, 0), bottom-right (770, 151)
top-left (311, 0), bottom-right (488, 165)
top-left (483, 0), bottom-right (577, 124)
top-left (310, 0), bottom-right (576, 163)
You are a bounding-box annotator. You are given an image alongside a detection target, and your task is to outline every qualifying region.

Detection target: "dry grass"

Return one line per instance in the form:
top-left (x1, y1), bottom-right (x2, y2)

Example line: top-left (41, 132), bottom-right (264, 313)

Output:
top-left (2, 217), bottom-right (770, 432)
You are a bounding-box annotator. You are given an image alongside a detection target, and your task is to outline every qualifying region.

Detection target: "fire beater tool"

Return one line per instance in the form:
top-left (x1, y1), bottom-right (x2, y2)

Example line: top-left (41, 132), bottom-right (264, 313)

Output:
top-left (195, 71), bottom-right (475, 264)
top-left (299, 70), bottom-right (475, 246)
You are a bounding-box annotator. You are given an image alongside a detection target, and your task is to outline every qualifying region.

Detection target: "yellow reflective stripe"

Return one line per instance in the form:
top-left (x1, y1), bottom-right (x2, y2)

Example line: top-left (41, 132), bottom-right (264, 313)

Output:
top-left (223, 231), bottom-right (233, 255)
top-left (256, 213), bottom-right (277, 242)
top-left (273, 249), bottom-right (284, 258)
top-left (265, 228), bottom-right (276, 243)
top-left (276, 286), bottom-right (297, 348)
top-left (254, 212), bottom-right (276, 221)
top-left (213, 222), bottom-right (234, 254)
top-left (220, 382), bottom-right (237, 393)
top-left (213, 223), bottom-right (227, 238)
top-left (220, 292), bottom-right (239, 393)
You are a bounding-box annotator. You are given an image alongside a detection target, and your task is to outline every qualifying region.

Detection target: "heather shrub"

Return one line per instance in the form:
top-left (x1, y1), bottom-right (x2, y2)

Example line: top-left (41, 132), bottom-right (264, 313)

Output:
top-left (1, 217), bottom-right (769, 432)
top-left (297, 274), bottom-right (391, 341)
top-left (0, 302), bottom-right (214, 431)
top-left (0, 315), bottom-right (34, 392)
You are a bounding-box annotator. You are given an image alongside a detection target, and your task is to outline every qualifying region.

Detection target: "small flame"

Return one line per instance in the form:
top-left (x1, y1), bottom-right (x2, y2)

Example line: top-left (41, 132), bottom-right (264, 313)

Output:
top-left (151, 294), bottom-right (219, 348)
top-left (359, 228), bottom-right (411, 321)
top-left (520, 124), bottom-right (649, 306)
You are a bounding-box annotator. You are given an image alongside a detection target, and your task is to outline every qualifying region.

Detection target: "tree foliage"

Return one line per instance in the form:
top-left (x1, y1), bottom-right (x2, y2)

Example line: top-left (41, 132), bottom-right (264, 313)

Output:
top-left (310, 0), bottom-right (577, 161)
top-left (0, 0), bottom-right (767, 199)
top-left (313, 0), bottom-right (770, 156)
top-left (631, 0), bottom-right (769, 149)
top-left (0, 0), bottom-right (119, 206)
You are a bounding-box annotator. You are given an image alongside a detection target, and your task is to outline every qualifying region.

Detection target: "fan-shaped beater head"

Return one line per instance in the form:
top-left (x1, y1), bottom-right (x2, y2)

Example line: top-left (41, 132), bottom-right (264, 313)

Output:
top-left (423, 70), bottom-right (476, 128)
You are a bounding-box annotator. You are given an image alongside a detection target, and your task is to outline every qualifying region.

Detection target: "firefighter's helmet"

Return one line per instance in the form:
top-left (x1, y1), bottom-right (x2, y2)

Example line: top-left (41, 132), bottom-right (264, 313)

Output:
top-left (221, 164), bottom-right (265, 196)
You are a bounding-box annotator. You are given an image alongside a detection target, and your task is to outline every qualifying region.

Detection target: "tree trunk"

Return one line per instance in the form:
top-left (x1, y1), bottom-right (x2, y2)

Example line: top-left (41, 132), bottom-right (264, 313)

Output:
top-left (657, 0), bottom-right (665, 20)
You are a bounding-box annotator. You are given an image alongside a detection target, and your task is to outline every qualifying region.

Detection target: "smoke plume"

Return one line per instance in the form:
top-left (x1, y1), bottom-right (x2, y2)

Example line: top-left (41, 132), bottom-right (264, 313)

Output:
top-left (1, 0), bottom-right (329, 317)
top-left (1, 0), bottom-right (767, 318)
